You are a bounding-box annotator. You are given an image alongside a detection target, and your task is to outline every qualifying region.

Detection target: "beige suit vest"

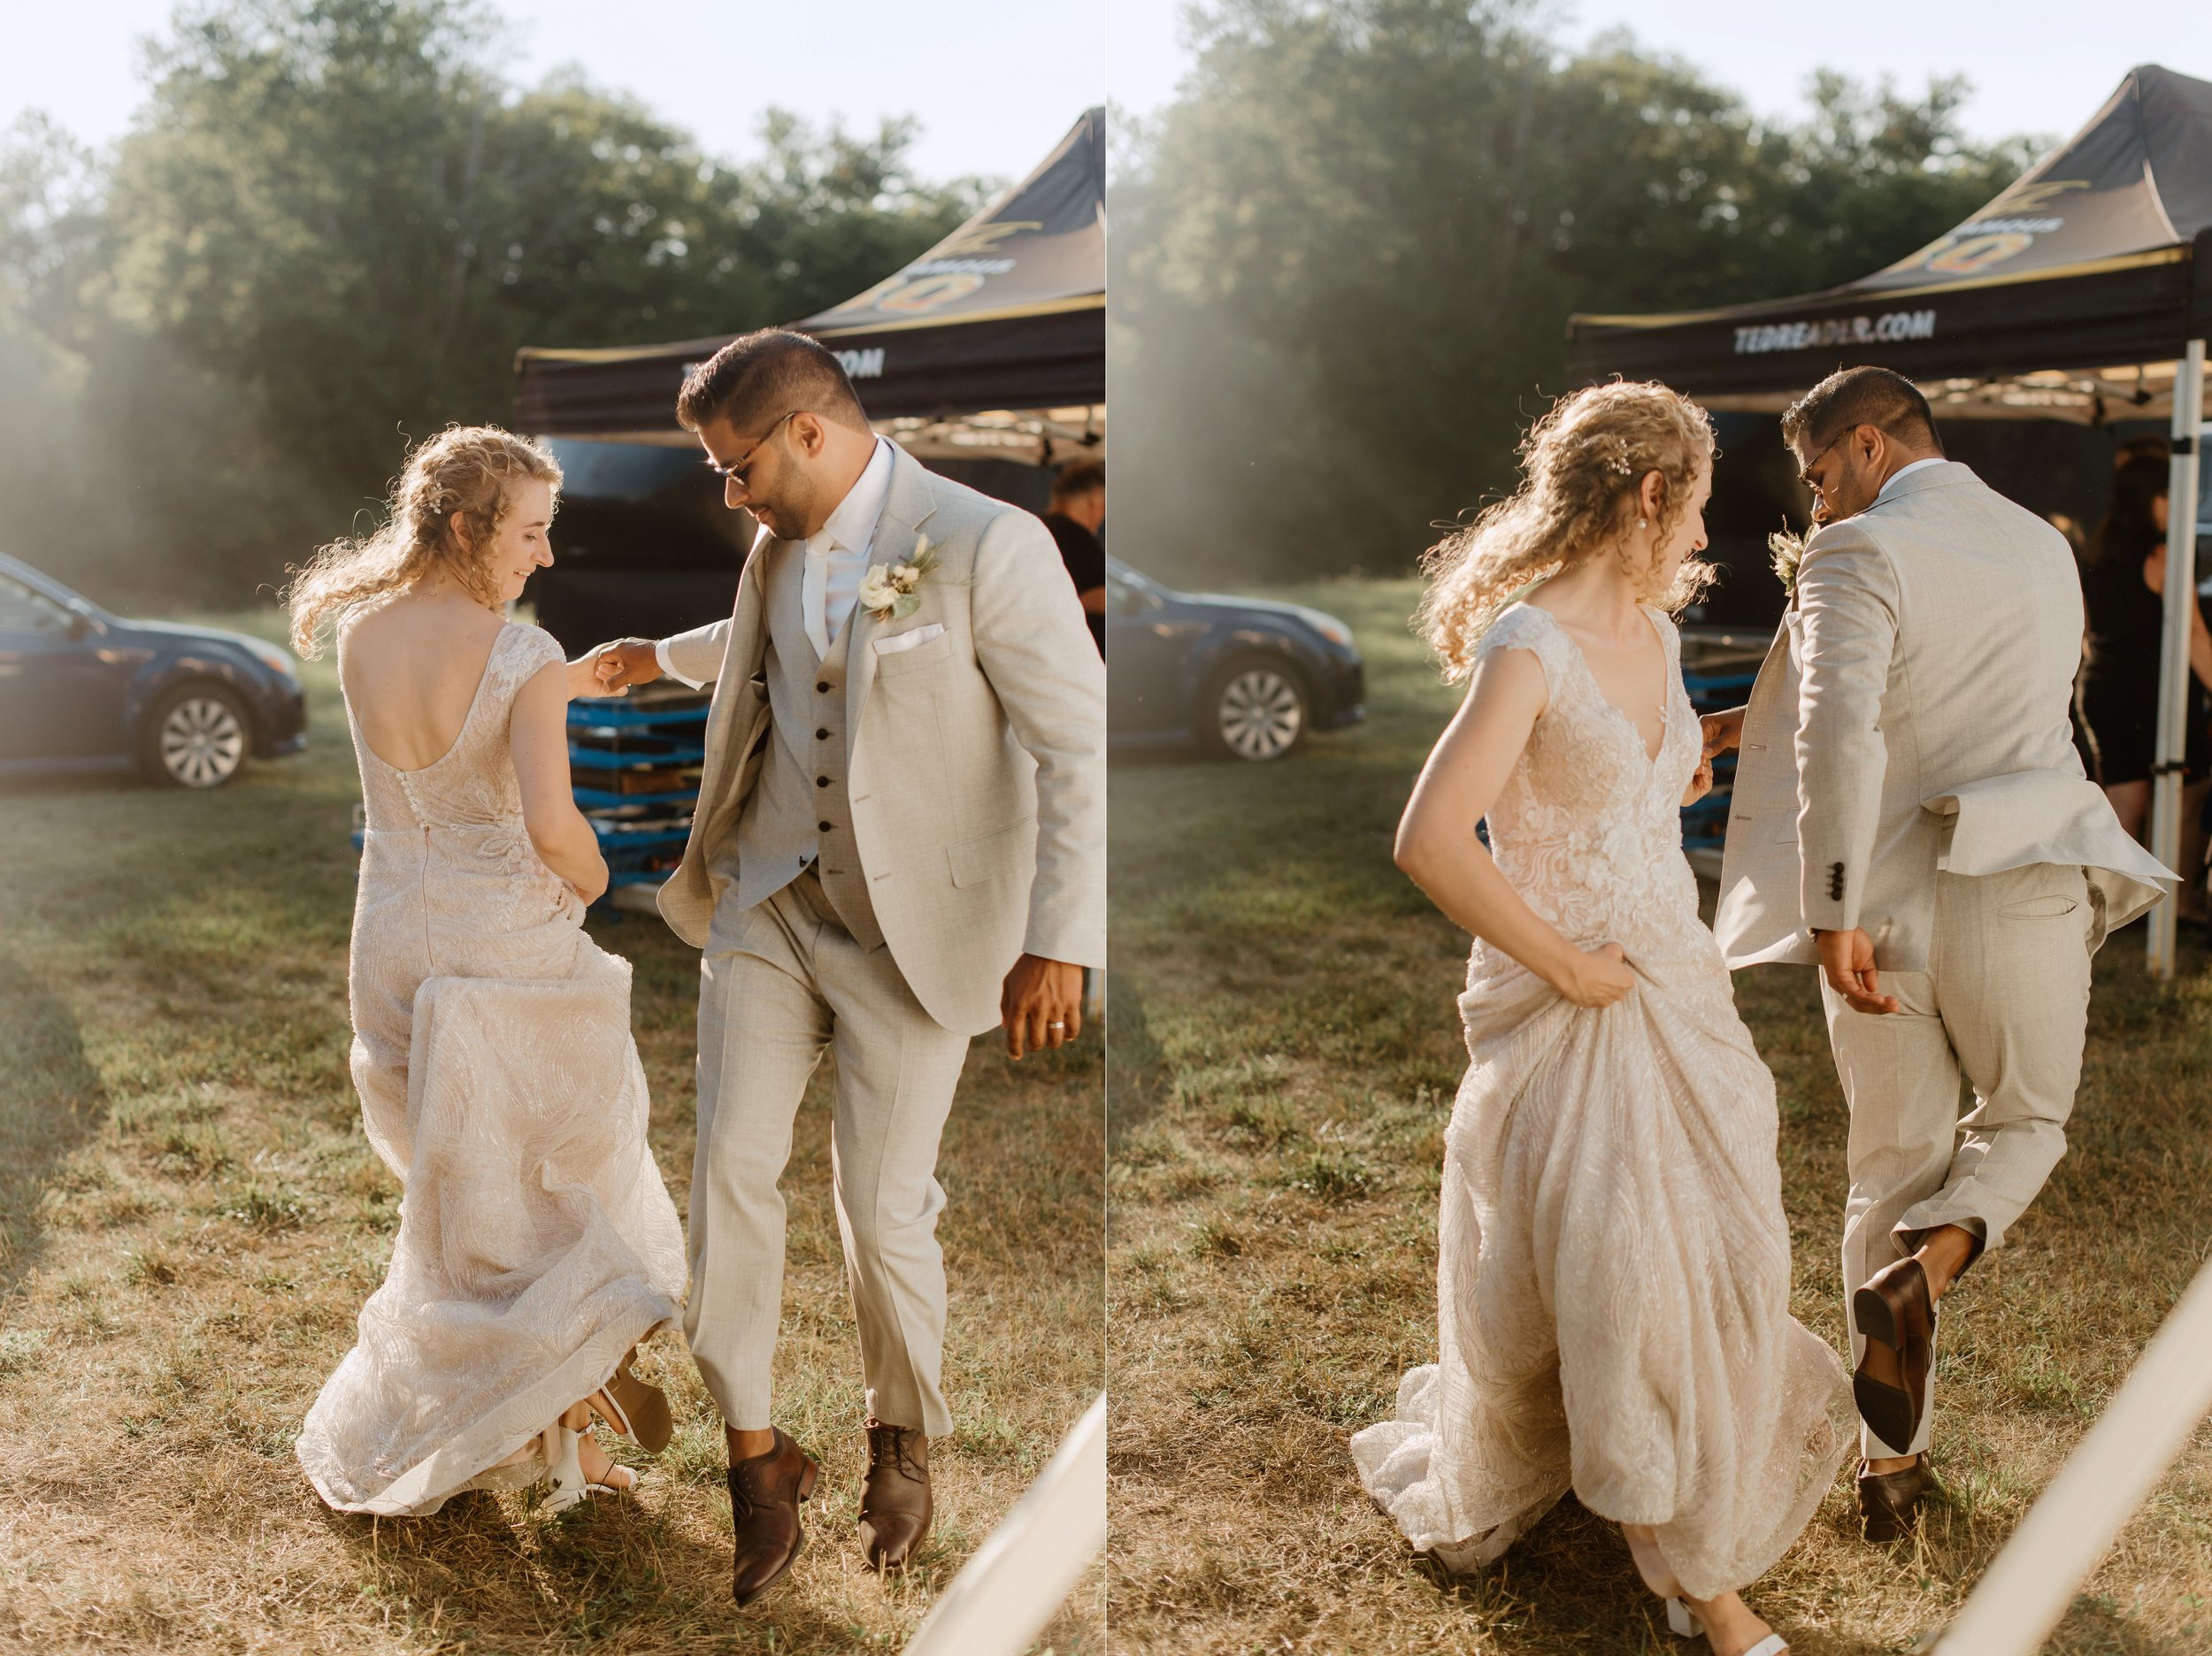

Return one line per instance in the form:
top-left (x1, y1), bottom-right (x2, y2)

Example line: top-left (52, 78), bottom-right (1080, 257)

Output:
top-left (720, 540), bottom-right (882, 948)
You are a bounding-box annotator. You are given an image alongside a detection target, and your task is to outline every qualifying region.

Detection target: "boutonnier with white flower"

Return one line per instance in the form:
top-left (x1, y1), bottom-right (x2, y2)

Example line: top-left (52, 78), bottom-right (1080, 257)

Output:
top-left (1769, 525), bottom-right (1807, 596)
top-left (858, 534), bottom-right (942, 621)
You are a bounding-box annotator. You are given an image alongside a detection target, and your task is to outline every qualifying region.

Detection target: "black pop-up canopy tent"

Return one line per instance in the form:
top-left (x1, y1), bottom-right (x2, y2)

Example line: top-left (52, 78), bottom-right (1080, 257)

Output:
top-left (513, 106), bottom-right (1104, 464)
top-left (1568, 65), bottom-right (2212, 977)
top-left (1568, 65), bottom-right (2212, 418)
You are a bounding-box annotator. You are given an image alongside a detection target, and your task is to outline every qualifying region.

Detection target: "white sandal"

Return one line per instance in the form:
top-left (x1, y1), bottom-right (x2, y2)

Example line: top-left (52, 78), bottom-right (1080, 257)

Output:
top-left (540, 1422), bottom-right (643, 1513)
top-left (1633, 1526), bottom-right (1787, 1656)
top-left (1665, 1600), bottom-right (1789, 1656)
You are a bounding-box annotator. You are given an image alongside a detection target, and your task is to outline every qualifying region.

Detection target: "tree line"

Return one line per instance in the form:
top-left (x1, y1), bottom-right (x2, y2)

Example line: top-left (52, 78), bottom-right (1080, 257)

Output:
top-left (0, 0), bottom-right (987, 608)
top-left (1109, 0), bottom-right (2045, 582)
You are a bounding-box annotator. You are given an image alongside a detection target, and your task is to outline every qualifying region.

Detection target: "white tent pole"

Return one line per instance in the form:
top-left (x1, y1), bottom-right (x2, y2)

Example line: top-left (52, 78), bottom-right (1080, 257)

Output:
top-left (1932, 1252), bottom-right (2212, 1655)
top-left (2147, 338), bottom-right (2205, 979)
top-left (901, 1393), bottom-right (1107, 1656)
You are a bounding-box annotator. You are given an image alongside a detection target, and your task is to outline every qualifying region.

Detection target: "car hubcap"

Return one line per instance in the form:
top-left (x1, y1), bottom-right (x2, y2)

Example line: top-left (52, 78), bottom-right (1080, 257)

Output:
top-left (1218, 668), bottom-right (1303, 760)
top-left (162, 697), bottom-right (244, 786)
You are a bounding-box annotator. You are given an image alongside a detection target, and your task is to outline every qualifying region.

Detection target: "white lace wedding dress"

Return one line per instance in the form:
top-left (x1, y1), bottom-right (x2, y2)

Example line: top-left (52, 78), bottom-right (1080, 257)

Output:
top-left (1350, 602), bottom-right (1853, 1600)
top-left (296, 620), bottom-right (687, 1516)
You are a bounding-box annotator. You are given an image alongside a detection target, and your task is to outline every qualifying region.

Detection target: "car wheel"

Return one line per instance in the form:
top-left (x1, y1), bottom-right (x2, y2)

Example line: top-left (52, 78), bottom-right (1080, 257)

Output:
top-left (1200, 656), bottom-right (1309, 762)
top-left (146, 683), bottom-right (250, 788)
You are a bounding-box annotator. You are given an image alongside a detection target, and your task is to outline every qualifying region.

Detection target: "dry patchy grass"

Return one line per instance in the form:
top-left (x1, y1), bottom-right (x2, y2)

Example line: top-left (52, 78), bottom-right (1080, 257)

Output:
top-left (0, 611), bottom-right (1102, 1654)
top-left (1106, 577), bottom-right (2212, 1654)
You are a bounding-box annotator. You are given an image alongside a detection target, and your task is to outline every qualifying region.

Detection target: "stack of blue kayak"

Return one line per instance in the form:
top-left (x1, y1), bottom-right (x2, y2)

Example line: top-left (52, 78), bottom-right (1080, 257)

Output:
top-left (567, 686), bottom-right (713, 899)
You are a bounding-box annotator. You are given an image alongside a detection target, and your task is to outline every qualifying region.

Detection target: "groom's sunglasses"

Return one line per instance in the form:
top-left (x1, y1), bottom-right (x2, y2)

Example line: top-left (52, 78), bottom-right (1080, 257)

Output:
top-left (704, 410), bottom-right (800, 494)
top-left (1793, 433), bottom-right (1842, 492)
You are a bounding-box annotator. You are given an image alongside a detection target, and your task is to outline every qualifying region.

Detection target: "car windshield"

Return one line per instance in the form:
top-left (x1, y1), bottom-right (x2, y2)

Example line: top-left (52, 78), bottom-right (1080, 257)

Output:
top-left (0, 571), bottom-right (78, 635)
top-left (1109, 560), bottom-right (1168, 599)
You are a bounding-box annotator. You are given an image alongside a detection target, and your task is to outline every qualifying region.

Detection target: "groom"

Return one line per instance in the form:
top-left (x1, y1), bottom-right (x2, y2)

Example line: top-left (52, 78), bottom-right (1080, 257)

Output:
top-left (590, 329), bottom-right (1105, 1603)
top-left (1705, 366), bottom-right (2169, 1542)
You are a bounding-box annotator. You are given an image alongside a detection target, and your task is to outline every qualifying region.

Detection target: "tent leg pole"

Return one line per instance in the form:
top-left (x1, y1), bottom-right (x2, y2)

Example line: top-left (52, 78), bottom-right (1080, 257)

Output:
top-left (1930, 1251), bottom-right (2212, 1655)
top-left (2148, 341), bottom-right (2204, 980)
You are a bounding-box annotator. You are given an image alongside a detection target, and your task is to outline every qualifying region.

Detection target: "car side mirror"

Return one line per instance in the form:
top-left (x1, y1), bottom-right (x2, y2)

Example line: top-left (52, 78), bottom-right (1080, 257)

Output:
top-left (66, 610), bottom-right (96, 641)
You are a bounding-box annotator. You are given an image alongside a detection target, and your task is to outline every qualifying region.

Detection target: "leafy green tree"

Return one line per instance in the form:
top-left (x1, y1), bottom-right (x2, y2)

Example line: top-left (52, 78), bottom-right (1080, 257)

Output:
top-left (1111, 0), bottom-right (2041, 581)
top-left (2, 0), bottom-right (986, 605)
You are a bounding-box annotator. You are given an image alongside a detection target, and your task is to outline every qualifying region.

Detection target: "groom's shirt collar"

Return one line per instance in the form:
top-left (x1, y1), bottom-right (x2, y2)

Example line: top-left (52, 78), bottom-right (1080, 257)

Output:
top-left (1874, 456), bottom-right (1945, 502)
top-left (814, 436), bottom-right (895, 557)
top-left (796, 436), bottom-right (895, 657)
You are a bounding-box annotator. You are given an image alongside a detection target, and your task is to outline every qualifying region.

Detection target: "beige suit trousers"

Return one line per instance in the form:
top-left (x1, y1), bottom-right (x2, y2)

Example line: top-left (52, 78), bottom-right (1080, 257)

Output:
top-left (1822, 862), bottom-right (2094, 1457)
top-left (687, 870), bottom-right (971, 1436)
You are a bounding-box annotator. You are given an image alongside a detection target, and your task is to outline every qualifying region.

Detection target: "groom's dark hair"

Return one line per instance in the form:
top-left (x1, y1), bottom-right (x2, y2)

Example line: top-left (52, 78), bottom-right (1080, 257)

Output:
top-left (1782, 365), bottom-right (1943, 456)
top-left (677, 328), bottom-right (872, 436)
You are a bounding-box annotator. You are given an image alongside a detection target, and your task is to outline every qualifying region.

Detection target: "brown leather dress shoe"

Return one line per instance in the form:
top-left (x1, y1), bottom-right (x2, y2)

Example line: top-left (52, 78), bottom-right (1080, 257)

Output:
top-left (1852, 1256), bottom-right (1935, 1453)
top-left (729, 1429), bottom-right (820, 1606)
top-left (1858, 1453), bottom-right (1931, 1542)
top-left (857, 1420), bottom-right (933, 1572)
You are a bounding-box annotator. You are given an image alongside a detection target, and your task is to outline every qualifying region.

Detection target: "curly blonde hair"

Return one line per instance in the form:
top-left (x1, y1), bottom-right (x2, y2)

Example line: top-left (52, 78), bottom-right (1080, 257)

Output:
top-left (1416, 382), bottom-right (1717, 680)
top-left (285, 426), bottom-right (564, 656)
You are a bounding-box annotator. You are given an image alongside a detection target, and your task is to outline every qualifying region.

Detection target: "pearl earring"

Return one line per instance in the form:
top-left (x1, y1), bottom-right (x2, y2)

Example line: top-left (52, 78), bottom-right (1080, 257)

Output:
top-left (1638, 518), bottom-right (1647, 529)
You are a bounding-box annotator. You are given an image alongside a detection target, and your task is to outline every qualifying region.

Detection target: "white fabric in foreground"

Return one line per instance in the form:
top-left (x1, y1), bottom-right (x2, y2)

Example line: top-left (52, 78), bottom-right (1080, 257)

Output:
top-left (902, 1393), bottom-right (1106, 1656)
top-left (1933, 1255), bottom-right (2212, 1655)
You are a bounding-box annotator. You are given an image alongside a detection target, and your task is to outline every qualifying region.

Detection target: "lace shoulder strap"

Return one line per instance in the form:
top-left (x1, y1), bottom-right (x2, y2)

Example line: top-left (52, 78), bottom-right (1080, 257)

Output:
top-left (1475, 603), bottom-right (1573, 707)
top-left (1643, 604), bottom-right (1685, 674)
top-left (481, 623), bottom-right (564, 702)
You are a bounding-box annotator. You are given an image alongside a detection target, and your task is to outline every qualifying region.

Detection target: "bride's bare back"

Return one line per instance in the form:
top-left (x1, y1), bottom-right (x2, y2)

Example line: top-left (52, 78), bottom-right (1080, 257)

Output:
top-left (339, 590), bottom-right (511, 771)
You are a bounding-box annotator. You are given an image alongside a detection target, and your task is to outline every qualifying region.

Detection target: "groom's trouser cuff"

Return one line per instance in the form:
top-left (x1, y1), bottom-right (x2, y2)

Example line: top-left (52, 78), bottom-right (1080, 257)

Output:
top-left (687, 882), bottom-right (968, 1438)
top-left (1825, 864), bottom-right (2092, 1457)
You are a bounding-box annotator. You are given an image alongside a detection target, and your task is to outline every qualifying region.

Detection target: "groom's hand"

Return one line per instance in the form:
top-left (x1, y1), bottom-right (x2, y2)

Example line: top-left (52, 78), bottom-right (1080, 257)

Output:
top-left (1701, 706), bottom-right (1746, 758)
top-left (1815, 927), bottom-right (1900, 1015)
top-left (592, 639), bottom-right (663, 694)
top-left (1001, 954), bottom-right (1083, 1058)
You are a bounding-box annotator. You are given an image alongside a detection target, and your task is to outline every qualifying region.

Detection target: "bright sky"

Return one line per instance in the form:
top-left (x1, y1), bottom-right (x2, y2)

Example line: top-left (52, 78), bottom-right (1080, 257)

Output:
top-left (0, 0), bottom-right (1102, 185)
top-left (1109, 0), bottom-right (2212, 150)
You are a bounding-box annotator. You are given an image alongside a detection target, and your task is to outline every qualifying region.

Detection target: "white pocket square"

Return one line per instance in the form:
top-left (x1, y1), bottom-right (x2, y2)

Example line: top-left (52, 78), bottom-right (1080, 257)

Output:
top-left (873, 623), bottom-right (945, 656)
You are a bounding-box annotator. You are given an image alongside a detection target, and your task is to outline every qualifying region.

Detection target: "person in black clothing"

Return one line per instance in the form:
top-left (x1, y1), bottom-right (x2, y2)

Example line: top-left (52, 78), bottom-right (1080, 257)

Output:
top-left (1042, 459), bottom-right (1106, 656)
top-left (2075, 451), bottom-right (2212, 919)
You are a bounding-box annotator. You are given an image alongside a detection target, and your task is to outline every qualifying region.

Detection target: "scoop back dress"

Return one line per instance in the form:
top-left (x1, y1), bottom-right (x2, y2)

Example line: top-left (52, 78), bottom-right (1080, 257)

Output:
top-left (296, 620), bottom-right (687, 1516)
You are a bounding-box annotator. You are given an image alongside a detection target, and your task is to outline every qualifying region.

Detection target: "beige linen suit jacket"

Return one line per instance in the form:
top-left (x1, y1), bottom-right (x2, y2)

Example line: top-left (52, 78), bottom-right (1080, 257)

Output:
top-left (656, 445), bottom-right (1107, 1034)
top-left (1715, 460), bottom-right (2170, 971)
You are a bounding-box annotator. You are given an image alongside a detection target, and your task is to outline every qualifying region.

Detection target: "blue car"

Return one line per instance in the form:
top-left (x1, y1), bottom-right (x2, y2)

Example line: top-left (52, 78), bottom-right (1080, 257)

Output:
top-left (1108, 556), bottom-right (1365, 761)
top-left (0, 551), bottom-right (307, 788)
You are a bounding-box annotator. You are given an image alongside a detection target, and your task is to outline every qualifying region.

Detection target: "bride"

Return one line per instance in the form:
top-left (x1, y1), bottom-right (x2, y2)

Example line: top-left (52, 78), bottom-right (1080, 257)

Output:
top-left (1350, 383), bottom-right (1853, 1654)
top-left (287, 425), bottom-right (687, 1515)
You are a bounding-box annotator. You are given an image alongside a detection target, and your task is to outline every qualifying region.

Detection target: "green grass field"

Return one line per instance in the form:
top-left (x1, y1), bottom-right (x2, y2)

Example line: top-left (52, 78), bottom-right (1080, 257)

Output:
top-left (0, 613), bottom-right (1102, 1654)
top-left (1106, 576), bottom-right (2212, 1654)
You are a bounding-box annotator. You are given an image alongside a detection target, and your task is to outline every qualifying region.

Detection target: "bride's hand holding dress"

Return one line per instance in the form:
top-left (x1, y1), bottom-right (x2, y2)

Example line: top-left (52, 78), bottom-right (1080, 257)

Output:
top-left (1394, 640), bottom-right (1636, 1010)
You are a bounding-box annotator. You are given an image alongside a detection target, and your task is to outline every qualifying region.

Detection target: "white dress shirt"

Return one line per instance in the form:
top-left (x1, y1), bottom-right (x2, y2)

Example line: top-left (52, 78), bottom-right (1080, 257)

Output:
top-left (1875, 456), bottom-right (1945, 502)
top-left (656, 437), bottom-right (896, 686)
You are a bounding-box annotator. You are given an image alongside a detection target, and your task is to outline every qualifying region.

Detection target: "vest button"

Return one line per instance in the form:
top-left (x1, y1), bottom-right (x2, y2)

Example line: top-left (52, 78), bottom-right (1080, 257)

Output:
top-left (816, 776), bottom-right (830, 786)
top-left (815, 728), bottom-right (831, 740)
top-left (818, 821), bottom-right (833, 832)
top-left (816, 681), bottom-right (831, 694)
